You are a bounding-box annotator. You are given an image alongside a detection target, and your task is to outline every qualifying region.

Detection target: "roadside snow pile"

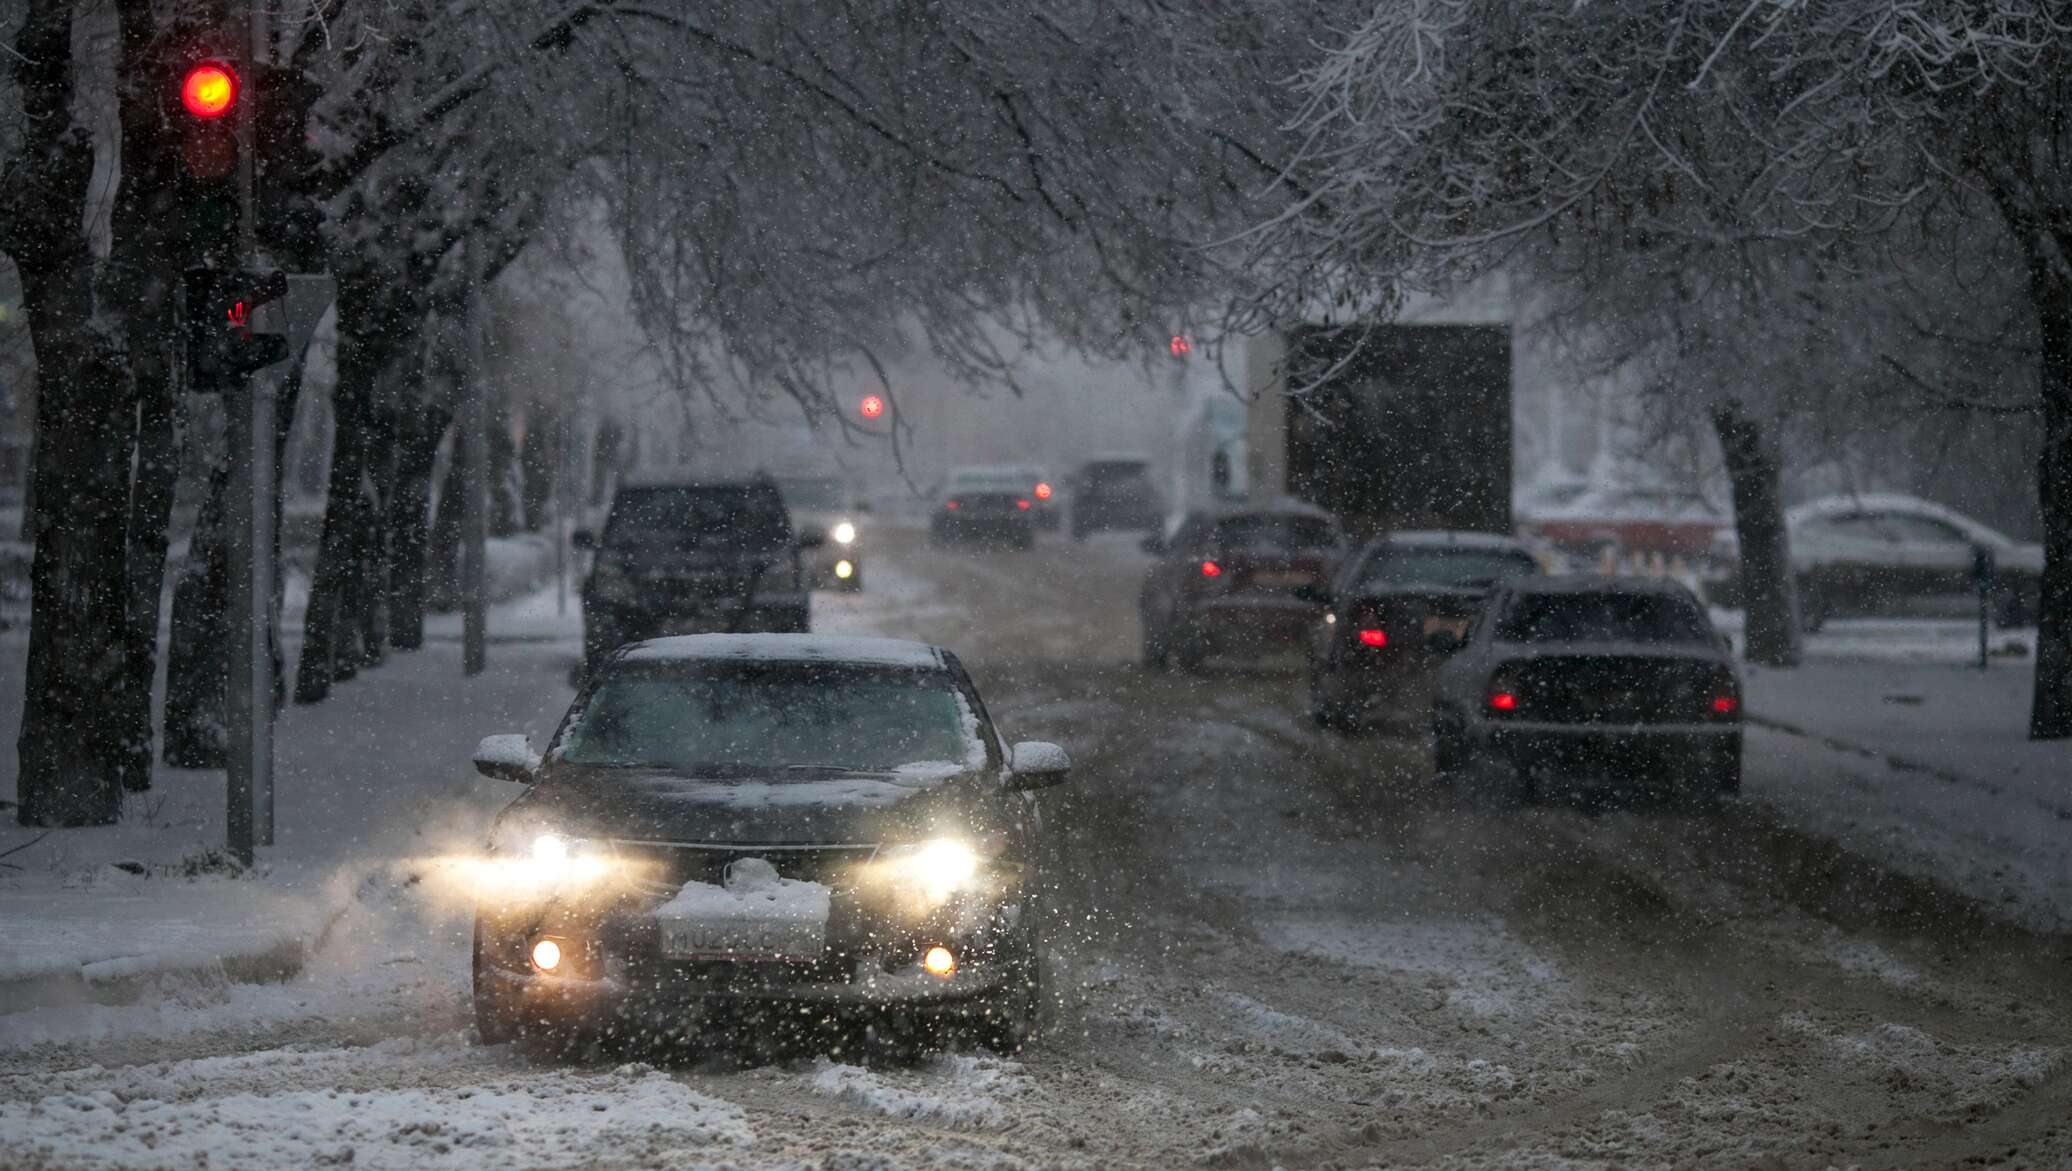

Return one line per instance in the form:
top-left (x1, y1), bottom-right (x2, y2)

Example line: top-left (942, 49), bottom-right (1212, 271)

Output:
top-left (808, 1054), bottom-right (1029, 1130)
top-left (1788, 1013), bottom-right (2066, 1124)
top-left (0, 1042), bottom-right (751, 1170)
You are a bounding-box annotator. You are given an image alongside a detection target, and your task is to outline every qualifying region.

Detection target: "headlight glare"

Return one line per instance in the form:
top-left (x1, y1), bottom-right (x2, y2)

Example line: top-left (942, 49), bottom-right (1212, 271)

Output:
top-left (833, 521), bottom-right (857, 545)
top-left (876, 837), bottom-right (983, 907)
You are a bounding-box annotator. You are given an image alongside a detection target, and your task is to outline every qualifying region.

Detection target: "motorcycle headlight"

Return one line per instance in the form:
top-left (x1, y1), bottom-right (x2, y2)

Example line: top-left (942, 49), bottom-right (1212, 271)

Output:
top-left (833, 521), bottom-right (857, 545)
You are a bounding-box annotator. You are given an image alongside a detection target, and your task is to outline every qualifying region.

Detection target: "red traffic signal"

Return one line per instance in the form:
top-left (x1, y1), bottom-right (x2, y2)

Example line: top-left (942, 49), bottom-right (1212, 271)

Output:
top-left (182, 63), bottom-right (237, 119)
top-left (858, 394), bottom-right (885, 420)
top-left (1169, 334), bottom-right (1192, 358)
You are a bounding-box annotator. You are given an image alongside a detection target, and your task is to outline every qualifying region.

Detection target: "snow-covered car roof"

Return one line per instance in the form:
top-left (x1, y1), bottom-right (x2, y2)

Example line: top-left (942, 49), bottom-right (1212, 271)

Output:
top-left (617, 634), bottom-right (949, 671)
top-left (1504, 574), bottom-right (1698, 598)
top-left (1786, 492), bottom-right (2018, 545)
top-left (1370, 530), bottom-right (1531, 552)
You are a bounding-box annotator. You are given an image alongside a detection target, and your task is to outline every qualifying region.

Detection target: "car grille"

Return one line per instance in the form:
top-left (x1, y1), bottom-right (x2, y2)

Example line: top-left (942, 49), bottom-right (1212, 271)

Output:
top-left (611, 840), bottom-right (879, 896)
top-left (1505, 656), bottom-right (1731, 724)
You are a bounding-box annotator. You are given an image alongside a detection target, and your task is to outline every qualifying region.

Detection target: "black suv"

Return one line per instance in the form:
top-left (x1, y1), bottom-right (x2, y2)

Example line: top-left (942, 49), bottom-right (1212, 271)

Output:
top-left (469, 634), bottom-right (1070, 1052)
top-left (576, 477), bottom-right (819, 673)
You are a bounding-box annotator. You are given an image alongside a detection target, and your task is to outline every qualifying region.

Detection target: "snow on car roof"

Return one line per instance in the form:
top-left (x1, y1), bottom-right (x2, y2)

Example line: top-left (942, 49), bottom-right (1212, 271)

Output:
top-left (1786, 491), bottom-right (2005, 537)
top-left (1374, 530), bottom-right (1531, 551)
top-left (618, 634), bottom-right (948, 670)
top-left (1505, 574), bottom-right (1696, 596)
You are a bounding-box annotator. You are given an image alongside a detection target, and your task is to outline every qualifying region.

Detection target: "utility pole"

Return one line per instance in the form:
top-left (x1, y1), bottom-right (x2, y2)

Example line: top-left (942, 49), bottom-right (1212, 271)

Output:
top-left (463, 240), bottom-right (490, 676)
top-left (223, 0), bottom-right (269, 864)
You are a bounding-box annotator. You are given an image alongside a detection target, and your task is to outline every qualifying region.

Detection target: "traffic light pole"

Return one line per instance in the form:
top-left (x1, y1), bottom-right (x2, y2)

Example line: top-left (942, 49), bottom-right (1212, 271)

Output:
top-left (225, 0), bottom-right (272, 865)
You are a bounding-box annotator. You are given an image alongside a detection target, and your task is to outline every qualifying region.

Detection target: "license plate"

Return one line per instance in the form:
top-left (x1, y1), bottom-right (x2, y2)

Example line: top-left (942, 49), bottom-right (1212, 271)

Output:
top-left (1252, 570), bottom-right (1312, 588)
top-left (659, 916), bottom-right (826, 961)
top-left (1422, 617), bottom-right (1469, 638)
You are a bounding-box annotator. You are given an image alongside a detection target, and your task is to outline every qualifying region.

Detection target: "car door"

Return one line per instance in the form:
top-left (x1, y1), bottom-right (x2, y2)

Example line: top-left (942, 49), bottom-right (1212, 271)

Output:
top-left (1873, 511), bottom-right (1978, 597)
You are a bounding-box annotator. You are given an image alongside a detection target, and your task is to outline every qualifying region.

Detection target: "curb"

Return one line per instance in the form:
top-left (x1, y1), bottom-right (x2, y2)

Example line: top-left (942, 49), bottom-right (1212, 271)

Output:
top-left (0, 899), bottom-right (353, 1017)
top-left (1747, 711), bottom-right (2072, 823)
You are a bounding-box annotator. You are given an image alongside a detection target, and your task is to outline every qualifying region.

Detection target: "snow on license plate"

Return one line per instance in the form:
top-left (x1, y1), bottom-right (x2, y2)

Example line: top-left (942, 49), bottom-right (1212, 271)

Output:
top-left (1422, 617), bottom-right (1469, 637)
top-left (660, 916), bottom-right (826, 961)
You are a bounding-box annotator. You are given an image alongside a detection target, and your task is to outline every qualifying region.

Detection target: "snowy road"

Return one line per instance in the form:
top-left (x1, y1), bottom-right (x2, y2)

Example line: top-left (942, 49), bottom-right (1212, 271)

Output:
top-left (5, 529), bottom-right (2072, 1168)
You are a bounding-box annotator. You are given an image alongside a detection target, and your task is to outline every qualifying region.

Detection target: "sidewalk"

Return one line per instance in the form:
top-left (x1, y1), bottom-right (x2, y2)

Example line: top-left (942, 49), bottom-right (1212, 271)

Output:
top-left (0, 624), bottom-right (577, 1010)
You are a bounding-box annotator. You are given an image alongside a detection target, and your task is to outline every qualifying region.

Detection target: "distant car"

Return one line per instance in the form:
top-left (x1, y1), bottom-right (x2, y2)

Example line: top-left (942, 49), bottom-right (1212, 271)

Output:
top-left (470, 634), bottom-right (1067, 1053)
top-left (1068, 456), bottom-right (1163, 541)
top-left (776, 474), bottom-right (866, 592)
top-left (1710, 493), bottom-right (2043, 629)
top-left (575, 476), bottom-right (820, 673)
top-left (1138, 502), bottom-right (1343, 671)
top-left (931, 467), bottom-right (1038, 549)
top-left (1307, 532), bottom-right (1542, 731)
top-left (1430, 577), bottom-right (1742, 804)
top-left (1517, 475), bottom-right (1728, 562)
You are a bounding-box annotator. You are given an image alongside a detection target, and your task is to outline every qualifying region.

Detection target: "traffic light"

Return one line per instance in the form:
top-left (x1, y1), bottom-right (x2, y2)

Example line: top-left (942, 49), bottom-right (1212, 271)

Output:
top-left (175, 58), bottom-right (242, 261)
top-left (858, 394), bottom-right (885, 420)
top-left (184, 268), bottom-right (288, 391)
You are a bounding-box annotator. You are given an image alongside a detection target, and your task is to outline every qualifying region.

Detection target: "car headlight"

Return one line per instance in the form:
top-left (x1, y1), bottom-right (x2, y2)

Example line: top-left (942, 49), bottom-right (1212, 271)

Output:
top-left (833, 520), bottom-right (857, 545)
top-left (513, 831), bottom-right (614, 885)
top-left (873, 837), bottom-right (982, 906)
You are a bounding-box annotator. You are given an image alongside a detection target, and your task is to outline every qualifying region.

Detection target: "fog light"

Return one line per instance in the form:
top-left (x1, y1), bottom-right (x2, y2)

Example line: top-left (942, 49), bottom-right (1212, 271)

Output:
top-left (834, 559), bottom-right (854, 580)
top-left (531, 938), bottom-right (563, 972)
top-left (922, 946), bottom-right (956, 977)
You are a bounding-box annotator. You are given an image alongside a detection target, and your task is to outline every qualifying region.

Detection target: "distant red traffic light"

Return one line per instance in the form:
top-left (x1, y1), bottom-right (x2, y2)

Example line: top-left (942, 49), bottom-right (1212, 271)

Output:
top-left (1169, 334), bottom-right (1191, 358)
top-left (859, 394), bottom-right (885, 420)
top-left (182, 63), bottom-right (237, 119)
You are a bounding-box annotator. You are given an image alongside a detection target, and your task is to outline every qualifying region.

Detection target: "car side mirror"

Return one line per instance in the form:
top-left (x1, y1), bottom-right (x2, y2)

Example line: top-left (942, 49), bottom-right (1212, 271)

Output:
top-left (1424, 629), bottom-right (1463, 656)
top-left (796, 525), bottom-right (827, 548)
top-left (1007, 741), bottom-right (1071, 790)
top-left (571, 529), bottom-right (596, 551)
top-left (474, 734), bottom-right (540, 783)
top-left (1139, 534), bottom-right (1165, 555)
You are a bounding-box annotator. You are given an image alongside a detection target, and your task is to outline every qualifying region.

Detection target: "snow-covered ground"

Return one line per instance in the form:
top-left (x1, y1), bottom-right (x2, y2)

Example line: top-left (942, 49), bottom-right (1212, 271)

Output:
top-left (3, 528), bottom-right (2069, 1168)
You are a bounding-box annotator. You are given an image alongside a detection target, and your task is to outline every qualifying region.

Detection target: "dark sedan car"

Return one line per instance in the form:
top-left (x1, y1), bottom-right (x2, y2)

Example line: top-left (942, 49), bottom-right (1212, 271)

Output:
top-left (931, 467), bottom-right (1038, 549)
top-left (1430, 577), bottom-right (1742, 805)
top-left (1069, 456), bottom-right (1164, 541)
top-left (1308, 532), bottom-right (1541, 730)
top-left (468, 635), bottom-right (1068, 1054)
top-left (1139, 503), bottom-right (1343, 671)
top-left (576, 477), bottom-right (820, 674)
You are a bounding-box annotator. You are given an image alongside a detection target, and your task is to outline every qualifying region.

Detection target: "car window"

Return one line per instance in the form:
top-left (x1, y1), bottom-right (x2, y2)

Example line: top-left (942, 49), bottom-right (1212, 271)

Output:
top-left (1495, 592), bottom-right (1715, 645)
top-left (557, 664), bottom-right (981, 773)
top-left (1356, 547), bottom-right (1538, 591)
top-left (1874, 513), bottom-right (1969, 544)
top-left (777, 478), bottom-right (847, 511)
top-left (1211, 515), bottom-right (1337, 554)
top-left (604, 486), bottom-right (792, 552)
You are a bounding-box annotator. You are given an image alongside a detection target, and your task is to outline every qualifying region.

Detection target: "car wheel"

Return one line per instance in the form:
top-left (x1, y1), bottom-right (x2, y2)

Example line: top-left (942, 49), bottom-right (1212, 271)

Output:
top-left (1430, 715), bottom-right (1463, 780)
top-left (1310, 670), bottom-right (1357, 733)
top-left (1992, 586), bottom-right (2033, 629)
top-left (1797, 580), bottom-right (1828, 632)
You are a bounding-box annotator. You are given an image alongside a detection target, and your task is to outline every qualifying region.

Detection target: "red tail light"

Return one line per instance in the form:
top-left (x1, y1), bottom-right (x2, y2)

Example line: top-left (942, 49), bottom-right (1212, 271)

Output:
top-left (1200, 560), bottom-right (1221, 578)
top-left (1016, 498), bottom-right (1031, 510)
top-left (1034, 482), bottom-right (1053, 500)
top-left (1357, 628), bottom-right (1387, 648)
top-left (1711, 695), bottom-right (1738, 715)
top-left (1487, 691), bottom-right (1518, 713)
top-left (944, 500), bottom-right (960, 511)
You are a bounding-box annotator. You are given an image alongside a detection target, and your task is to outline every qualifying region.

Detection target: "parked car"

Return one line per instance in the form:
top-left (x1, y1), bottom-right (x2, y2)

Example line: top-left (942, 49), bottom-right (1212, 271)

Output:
top-left (575, 476), bottom-right (820, 674)
top-left (1138, 501), bottom-right (1343, 671)
top-left (775, 474), bottom-right (867, 592)
top-left (1517, 472), bottom-right (1729, 564)
top-left (1068, 455), bottom-right (1163, 541)
top-left (1307, 531), bottom-right (1542, 731)
top-left (1430, 577), bottom-right (1742, 804)
top-left (931, 467), bottom-right (1038, 549)
top-left (1708, 492), bottom-right (2043, 629)
top-left (469, 634), bottom-right (1066, 1053)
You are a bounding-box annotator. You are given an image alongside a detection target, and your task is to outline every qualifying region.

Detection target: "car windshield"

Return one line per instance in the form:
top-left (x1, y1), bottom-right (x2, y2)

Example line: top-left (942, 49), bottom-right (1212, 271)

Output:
top-left (1212, 515), bottom-right (1336, 554)
top-left (604, 486), bottom-right (791, 552)
top-left (946, 474), bottom-right (1028, 495)
top-left (556, 664), bottom-right (979, 773)
top-left (1357, 548), bottom-right (1538, 590)
top-left (777, 478), bottom-right (847, 511)
top-left (1495, 592), bottom-right (1714, 645)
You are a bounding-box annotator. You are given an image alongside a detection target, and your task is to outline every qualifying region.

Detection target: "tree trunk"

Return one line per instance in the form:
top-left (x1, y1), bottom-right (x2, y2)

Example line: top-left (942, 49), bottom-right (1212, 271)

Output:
top-left (119, 365), bottom-right (182, 787)
top-left (427, 431), bottom-right (466, 613)
top-left (161, 462), bottom-right (229, 768)
top-left (353, 403), bottom-right (397, 670)
top-left (2028, 272), bottom-right (2072, 740)
top-left (295, 380), bottom-right (365, 703)
top-left (16, 277), bottom-right (136, 825)
top-left (1712, 399), bottom-right (1801, 668)
top-left (519, 403), bottom-right (559, 531)
top-left (387, 404), bottom-right (450, 649)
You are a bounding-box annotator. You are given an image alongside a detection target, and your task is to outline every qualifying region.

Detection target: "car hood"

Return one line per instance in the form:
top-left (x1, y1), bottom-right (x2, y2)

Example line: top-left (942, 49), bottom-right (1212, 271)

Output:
top-left (497, 764), bottom-right (988, 845)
